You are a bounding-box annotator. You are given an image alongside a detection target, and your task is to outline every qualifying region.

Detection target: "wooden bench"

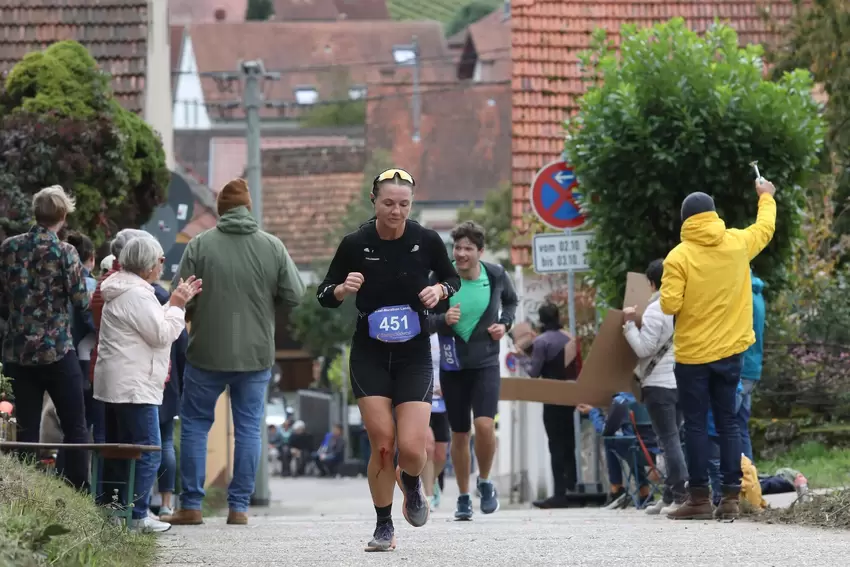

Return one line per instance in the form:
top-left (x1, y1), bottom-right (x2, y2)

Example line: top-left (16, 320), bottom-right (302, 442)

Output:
top-left (0, 442), bottom-right (160, 526)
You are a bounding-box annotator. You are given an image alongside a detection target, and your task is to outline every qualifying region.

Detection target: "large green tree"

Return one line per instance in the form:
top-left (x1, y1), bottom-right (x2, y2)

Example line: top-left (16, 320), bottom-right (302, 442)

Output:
top-left (766, 0), bottom-right (850, 237)
top-left (289, 151), bottom-right (394, 362)
top-left (0, 41), bottom-right (169, 245)
top-left (565, 19), bottom-right (825, 306)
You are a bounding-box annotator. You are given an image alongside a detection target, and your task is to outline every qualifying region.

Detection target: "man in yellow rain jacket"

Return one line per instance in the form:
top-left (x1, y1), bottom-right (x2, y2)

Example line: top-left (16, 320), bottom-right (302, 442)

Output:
top-left (660, 178), bottom-right (776, 521)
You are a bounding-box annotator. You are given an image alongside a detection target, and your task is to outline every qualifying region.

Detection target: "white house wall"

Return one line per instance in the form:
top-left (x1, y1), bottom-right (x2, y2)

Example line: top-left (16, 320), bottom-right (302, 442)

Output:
top-left (173, 35), bottom-right (211, 130)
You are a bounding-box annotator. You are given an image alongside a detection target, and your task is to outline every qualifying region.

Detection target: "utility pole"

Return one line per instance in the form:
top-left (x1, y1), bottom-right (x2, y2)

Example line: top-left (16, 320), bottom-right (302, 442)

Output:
top-left (240, 59), bottom-right (275, 507)
top-left (242, 60), bottom-right (264, 226)
top-left (411, 36), bottom-right (421, 142)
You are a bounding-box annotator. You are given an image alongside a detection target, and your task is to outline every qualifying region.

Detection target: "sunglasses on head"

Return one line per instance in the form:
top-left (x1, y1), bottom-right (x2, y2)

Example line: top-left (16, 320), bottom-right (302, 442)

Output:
top-left (373, 168), bottom-right (415, 189)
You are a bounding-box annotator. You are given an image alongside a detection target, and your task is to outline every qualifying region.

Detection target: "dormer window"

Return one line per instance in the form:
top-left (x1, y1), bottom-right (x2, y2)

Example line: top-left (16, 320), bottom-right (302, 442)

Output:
top-left (348, 86), bottom-right (366, 100)
top-left (393, 47), bottom-right (416, 65)
top-left (294, 87), bottom-right (318, 105)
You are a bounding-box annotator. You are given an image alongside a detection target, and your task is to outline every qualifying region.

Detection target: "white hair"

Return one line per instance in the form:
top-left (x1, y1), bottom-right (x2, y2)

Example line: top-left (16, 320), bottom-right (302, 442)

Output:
top-left (119, 237), bottom-right (164, 276)
top-left (110, 228), bottom-right (153, 258)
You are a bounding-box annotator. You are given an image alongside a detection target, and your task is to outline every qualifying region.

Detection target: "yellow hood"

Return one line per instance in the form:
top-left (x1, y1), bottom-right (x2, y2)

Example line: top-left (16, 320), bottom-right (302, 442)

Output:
top-left (680, 212), bottom-right (726, 247)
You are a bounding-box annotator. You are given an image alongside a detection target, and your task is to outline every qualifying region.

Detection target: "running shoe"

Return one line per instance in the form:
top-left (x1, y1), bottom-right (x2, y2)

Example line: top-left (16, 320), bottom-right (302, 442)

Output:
top-left (395, 467), bottom-right (429, 528)
top-left (478, 479), bottom-right (500, 514)
top-left (432, 480), bottom-right (441, 508)
top-left (454, 494), bottom-right (473, 521)
top-left (364, 522), bottom-right (396, 552)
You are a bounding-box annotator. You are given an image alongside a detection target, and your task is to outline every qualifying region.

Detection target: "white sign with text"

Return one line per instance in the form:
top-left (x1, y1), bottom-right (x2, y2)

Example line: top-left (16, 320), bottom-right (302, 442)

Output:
top-left (532, 232), bottom-right (593, 274)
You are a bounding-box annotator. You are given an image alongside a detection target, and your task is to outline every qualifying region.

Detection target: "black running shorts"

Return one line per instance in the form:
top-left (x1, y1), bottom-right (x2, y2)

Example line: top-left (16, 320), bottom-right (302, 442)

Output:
top-left (429, 411), bottom-right (450, 443)
top-left (440, 366), bottom-right (501, 434)
top-left (348, 337), bottom-right (433, 406)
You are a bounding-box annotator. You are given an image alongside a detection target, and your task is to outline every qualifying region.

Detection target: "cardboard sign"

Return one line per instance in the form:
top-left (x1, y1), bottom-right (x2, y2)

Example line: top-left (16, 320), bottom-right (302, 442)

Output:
top-left (500, 272), bottom-right (652, 407)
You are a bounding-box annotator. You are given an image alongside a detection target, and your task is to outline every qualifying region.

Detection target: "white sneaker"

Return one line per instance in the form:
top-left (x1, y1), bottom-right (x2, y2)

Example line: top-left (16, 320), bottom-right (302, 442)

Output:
top-left (159, 506), bottom-right (174, 517)
top-left (661, 501), bottom-right (682, 516)
top-left (645, 499), bottom-right (667, 515)
top-left (132, 516), bottom-right (172, 533)
top-left (147, 509), bottom-right (160, 521)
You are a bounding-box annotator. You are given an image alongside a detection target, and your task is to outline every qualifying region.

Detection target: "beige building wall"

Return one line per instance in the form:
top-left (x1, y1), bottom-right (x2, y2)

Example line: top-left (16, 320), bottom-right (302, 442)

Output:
top-left (146, 0), bottom-right (175, 168)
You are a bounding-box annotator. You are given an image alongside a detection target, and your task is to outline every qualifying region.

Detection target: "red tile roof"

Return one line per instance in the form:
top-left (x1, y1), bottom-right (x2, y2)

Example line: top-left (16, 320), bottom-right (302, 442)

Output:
top-left (0, 0), bottom-right (149, 113)
top-left (210, 135), bottom-right (355, 192)
top-left (184, 21), bottom-right (456, 120)
top-left (273, 0), bottom-right (389, 20)
top-left (170, 0), bottom-right (246, 24)
top-left (511, 0), bottom-right (796, 265)
top-left (262, 144), bottom-right (367, 266)
top-left (464, 8), bottom-right (511, 81)
top-left (366, 81), bottom-right (511, 203)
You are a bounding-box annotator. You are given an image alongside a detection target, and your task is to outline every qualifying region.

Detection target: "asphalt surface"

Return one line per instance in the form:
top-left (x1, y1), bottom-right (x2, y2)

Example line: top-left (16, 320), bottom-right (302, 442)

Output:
top-left (157, 476), bottom-right (850, 567)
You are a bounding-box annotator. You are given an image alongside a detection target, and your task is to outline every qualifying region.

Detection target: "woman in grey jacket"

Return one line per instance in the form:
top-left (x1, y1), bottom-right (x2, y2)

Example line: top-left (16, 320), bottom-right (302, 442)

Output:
top-left (623, 259), bottom-right (688, 514)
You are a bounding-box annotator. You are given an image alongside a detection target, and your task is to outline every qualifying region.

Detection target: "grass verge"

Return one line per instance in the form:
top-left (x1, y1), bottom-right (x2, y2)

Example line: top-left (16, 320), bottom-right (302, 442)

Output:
top-left (0, 454), bottom-right (156, 567)
top-left (754, 489), bottom-right (850, 529)
top-left (757, 441), bottom-right (850, 489)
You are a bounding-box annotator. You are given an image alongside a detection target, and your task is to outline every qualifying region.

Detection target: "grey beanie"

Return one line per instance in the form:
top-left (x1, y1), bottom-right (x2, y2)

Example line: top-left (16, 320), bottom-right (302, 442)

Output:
top-left (681, 192), bottom-right (716, 222)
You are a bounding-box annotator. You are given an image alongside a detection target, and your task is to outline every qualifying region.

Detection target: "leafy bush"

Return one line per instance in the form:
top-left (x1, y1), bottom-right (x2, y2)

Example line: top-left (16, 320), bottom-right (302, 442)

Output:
top-left (0, 40), bottom-right (168, 246)
top-left (565, 19), bottom-right (825, 306)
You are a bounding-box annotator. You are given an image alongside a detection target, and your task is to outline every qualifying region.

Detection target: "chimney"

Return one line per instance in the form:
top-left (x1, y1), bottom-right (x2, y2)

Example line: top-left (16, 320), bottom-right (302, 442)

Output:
top-left (214, 8), bottom-right (226, 21)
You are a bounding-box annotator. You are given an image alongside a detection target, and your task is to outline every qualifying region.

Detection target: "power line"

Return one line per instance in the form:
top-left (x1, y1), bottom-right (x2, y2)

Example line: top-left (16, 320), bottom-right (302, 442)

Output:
top-left (173, 80), bottom-right (510, 116)
top-left (170, 47), bottom-right (510, 77)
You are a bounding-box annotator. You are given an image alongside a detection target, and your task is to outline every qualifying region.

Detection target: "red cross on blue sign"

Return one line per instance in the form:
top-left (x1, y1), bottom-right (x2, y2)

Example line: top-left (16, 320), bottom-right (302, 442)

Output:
top-left (529, 160), bottom-right (586, 231)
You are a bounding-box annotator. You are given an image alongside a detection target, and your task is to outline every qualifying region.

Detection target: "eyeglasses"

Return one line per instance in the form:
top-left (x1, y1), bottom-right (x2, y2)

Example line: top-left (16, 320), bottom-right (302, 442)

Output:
top-left (373, 168), bottom-right (415, 188)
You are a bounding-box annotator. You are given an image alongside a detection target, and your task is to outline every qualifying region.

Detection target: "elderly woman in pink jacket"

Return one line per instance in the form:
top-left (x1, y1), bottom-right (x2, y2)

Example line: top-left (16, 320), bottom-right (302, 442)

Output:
top-left (94, 236), bottom-right (202, 533)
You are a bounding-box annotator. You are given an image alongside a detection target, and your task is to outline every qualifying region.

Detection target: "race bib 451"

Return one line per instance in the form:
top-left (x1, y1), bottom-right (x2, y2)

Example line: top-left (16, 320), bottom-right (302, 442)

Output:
top-left (368, 305), bottom-right (421, 343)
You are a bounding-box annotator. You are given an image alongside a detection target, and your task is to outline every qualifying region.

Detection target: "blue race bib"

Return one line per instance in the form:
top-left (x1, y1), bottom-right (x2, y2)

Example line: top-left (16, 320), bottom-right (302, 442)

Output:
top-left (439, 335), bottom-right (462, 371)
top-left (368, 305), bottom-right (421, 343)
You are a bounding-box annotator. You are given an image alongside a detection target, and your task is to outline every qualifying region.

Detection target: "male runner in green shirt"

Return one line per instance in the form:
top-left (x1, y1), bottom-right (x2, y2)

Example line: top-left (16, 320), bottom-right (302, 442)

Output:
top-left (428, 221), bottom-right (518, 520)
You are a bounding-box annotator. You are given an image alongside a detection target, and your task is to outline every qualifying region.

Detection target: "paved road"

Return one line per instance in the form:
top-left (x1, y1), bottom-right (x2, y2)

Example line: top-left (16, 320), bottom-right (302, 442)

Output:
top-left (157, 476), bottom-right (850, 566)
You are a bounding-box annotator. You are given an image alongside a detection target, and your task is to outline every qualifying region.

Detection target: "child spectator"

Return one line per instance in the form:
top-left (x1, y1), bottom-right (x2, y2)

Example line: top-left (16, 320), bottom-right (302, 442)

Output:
top-left (578, 392), bottom-right (658, 510)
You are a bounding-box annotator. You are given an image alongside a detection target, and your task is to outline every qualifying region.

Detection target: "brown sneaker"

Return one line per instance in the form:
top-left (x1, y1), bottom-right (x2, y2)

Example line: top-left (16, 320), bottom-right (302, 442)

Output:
top-left (714, 486), bottom-right (740, 520)
top-left (160, 509), bottom-right (203, 525)
top-left (226, 510), bottom-right (249, 525)
top-left (667, 486), bottom-right (713, 520)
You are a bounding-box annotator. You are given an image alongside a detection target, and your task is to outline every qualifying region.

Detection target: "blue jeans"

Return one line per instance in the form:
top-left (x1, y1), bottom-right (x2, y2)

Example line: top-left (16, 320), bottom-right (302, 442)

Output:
top-left (178, 363), bottom-right (271, 513)
top-left (737, 379), bottom-right (756, 461)
top-left (707, 436), bottom-right (721, 506)
top-left (158, 417), bottom-right (176, 493)
top-left (107, 403), bottom-right (161, 519)
top-left (604, 437), bottom-right (647, 487)
top-left (676, 354), bottom-right (743, 489)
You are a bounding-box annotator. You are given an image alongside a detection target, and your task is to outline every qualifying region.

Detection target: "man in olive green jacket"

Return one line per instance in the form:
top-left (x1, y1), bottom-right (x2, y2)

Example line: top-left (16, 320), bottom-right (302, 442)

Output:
top-left (163, 178), bottom-right (304, 526)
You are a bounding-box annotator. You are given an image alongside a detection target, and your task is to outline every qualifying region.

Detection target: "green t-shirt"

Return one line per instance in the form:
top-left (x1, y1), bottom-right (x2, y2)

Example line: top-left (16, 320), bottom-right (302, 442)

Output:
top-left (449, 263), bottom-right (490, 342)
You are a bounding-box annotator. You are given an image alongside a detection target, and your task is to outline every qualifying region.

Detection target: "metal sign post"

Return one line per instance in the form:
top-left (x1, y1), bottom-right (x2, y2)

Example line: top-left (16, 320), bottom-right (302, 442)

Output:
top-left (529, 155), bottom-right (602, 498)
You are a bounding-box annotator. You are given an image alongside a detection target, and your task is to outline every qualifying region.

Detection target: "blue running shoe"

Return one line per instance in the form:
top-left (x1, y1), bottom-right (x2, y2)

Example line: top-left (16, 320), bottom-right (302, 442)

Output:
top-left (396, 467), bottom-right (429, 528)
top-left (365, 522), bottom-right (396, 552)
top-left (478, 479), bottom-right (500, 514)
top-left (454, 494), bottom-right (473, 521)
